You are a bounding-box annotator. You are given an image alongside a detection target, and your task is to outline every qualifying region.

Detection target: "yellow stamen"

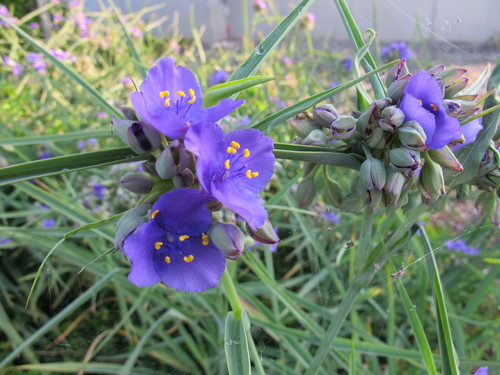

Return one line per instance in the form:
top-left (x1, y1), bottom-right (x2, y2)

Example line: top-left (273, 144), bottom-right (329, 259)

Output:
top-left (159, 90), bottom-right (170, 98)
top-left (164, 98), bottom-right (171, 107)
top-left (151, 210), bottom-right (159, 219)
top-left (183, 255), bottom-right (194, 263)
top-left (417, 99), bottom-right (423, 105)
top-left (202, 235), bottom-right (209, 246)
top-left (224, 159), bottom-right (231, 169)
top-left (230, 141), bottom-right (241, 149)
top-left (187, 88), bottom-right (196, 104)
top-left (430, 104), bottom-right (438, 111)
top-left (251, 172), bottom-right (259, 178)
top-left (154, 241), bottom-right (163, 250)
top-left (177, 90), bottom-right (186, 97)
top-left (164, 256), bottom-right (171, 264)
top-left (243, 149), bottom-right (250, 158)
top-left (246, 170), bottom-right (259, 178)
top-left (227, 147), bottom-right (237, 154)
top-left (179, 235), bottom-right (190, 242)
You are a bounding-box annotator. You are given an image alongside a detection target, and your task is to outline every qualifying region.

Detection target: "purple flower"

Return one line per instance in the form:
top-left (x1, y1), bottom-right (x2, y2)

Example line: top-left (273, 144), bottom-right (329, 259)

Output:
top-left (77, 140), bottom-right (85, 149)
top-left (93, 183), bottom-right (106, 200)
top-left (254, 0), bottom-right (268, 11)
top-left (28, 22), bottom-right (39, 29)
top-left (50, 48), bottom-right (76, 62)
top-left (129, 26), bottom-right (142, 39)
top-left (382, 41), bottom-right (413, 60)
top-left (321, 211), bottom-right (340, 223)
top-left (0, 236), bottom-right (12, 245)
top-left (2, 56), bottom-right (23, 76)
top-left (400, 71), bottom-right (461, 149)
top-left (474, 367), bottom-right (488, 375)
top-left (445, 238), bottom-right (480, 255)
top-left (123, 189), bottom-right (226, 292)
top-left (342, 58), bottom-right (353, 72)
top-left (26, 52), bottom-right (46, 74)
top-left (130, 57), bottom-right (244, 140)
top-left (74, 12), bottom-right (90, 38)
top-left (452, 118), bottom-right (483, 150)
top-left (42, 219), bottom-right (56, 229)
top-left (53, 13), bottom-right (63, 25)
top-left (0, 5), bottom-right (16, 27)
top-left (209, 70), bottom-right (229, 86)
top-left (279, 56), bottom-right (292, 68)
top-left (304, 12), bottom-right (315, 30)
top-left (185, 122), bottom-right (275, 230)
top-left (39, 151), bottom-right (52, 159)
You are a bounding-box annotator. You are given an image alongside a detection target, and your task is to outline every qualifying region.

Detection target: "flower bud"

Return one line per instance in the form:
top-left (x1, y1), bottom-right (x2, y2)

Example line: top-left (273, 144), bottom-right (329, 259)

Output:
top-left (330, 115), bottom-right (357, 141)
top-left (389, 148), bottom-right (421, 178)
top-left (120, 172), bottom-right (154, 194)
top-left (384, 168), bottom-right (406, 196)
top-left (359, 157), bottom-right (386, 191)
top-left (208, 223), bottom-right (245, 260)
top-left (379, 106), bottom-right (405, 131)
top-left (206, 199), bottom-right (223, 212)
top-left (119, 105), bottom-right (139, 121)
top-left (246, 218), bottom-right (279, 244)
top-left (385, 59), bottom-right (409, 86)
top-left (340, 191), bottom-right (364, 212)
top-left (386, 74), bottom-right (411, 102)
top-left (114, 204), bottom-right (151, 250)
top-left (427, 64), bottom-right (445, 76)
top-left (142, 160), bottom-right (159, 177)
top-left (419, 155), bottom-right (445, 202)
top-left (445, 77), bottom-right (468, 98)
top-left (294, 178), bottom-right (317, 208)
top-left (366, 127), bottom-right (387, 149)
top-left (313, 104), bottom-right (339, 127)
top-left (398, 121), bottom-right (428, 151)
top-left (156, 147), bottom-right (177, 179)
top-left (323, 173), bottom-right (343, 208)
top-left (443, 99), bottom-right (478, 116)
top-left (428, 146), bottom-right (464, 172)
top-left (173, 168), bottom-right (194, 188)
top-left (456, 183), bottom-right (471, 202)
top-left (437, 67), bottom-right (466, 85)
top-left (301, 129), bottom-right (329, 145)
top-left (111, 117), bottom-right (161, 154)
top-left (356, 98), bottom-right (392, 135)
top-left (483, 191), bottom-right (499, 227)
top-left (289, 116), bottom-right (321, 138)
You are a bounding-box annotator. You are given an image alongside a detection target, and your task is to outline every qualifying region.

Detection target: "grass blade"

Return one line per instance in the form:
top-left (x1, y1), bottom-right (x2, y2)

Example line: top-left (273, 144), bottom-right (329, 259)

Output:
top-left (225, 311), bottom-right (251, 375)
top-left (0, 130), bottom-right (110, 146)
top-left (204, 76), bottom-right (274, 107)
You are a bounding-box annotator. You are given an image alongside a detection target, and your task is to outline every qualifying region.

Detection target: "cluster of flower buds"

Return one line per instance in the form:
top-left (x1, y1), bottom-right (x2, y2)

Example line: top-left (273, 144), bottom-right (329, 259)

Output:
top-left (289, 60), bottom-right (489, 213)
top-left (111, 57), bottom-right (279, 292)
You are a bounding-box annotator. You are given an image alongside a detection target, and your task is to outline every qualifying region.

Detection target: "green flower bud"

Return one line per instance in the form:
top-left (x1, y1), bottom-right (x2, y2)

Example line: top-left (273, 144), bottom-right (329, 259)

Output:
top-left (356, 98), bottom-right (392, 135)
top-left (456, 183), bottom-right (471, 202)
top-left (120, 172), bottom-right (154, 194)
top-left (156, 147), bottom-right (177, 179)
top-left (323, 173), bottom-right (343, 208)
top-left (427, 64), bottom-right (445, 76)
top-left (398, 121), bottom-right (428, 151)
top-left (119, 105), bottom-right (139, 121)
top-left (331, 115), bottom-right (357, 141)
top-left (313, 104), bottom-right (339, 127)
top-left (289, 115), bottom-right (322, 138)
top-left (384, 168), bottom-right (406, 196)
top-left (114, 204), bottom-right (151, 250)
top-left (389, 148), bottom-right (421, 178)
top-left (379, 106), bottom-right (405, 131)
top-left (368, 190), bottom-right (382, 211)
top-left (142, 160), bottom-right (159, 177)
top-left (208, 223), bottom-right (245, 260)
top-left (428, 146), bottom-right (464, 172)
top-left (366, 127), bottom-right (387, 149)
top-left (359, 157), bottom-right (386, 191)
top-left (302, 129), bottom-right (329, 145)
top-left (483, 191), bottom-right (499, 227)
top-left (339, 191), bottom-right (364, 213)
top-left (111, 118), bottom-right (161, 154)
top-left (443, 98), bottom-right (478, 116)
top-left (294, 178), bottom-right (317, 208)
top-left (437, 67), bottom-right (466, 86)
top-left (385, 59), bottom-right (409, 86)
top-left (246, 218), bottom-right (279, 244)
top-left (386, 74), bottom-right (411, 102)
top-left (419, 155), bottom-right (445, 203)
top-left (445, 77), bottom-right (468, 98)
top-left (173, 168), bottom-right (195, 188)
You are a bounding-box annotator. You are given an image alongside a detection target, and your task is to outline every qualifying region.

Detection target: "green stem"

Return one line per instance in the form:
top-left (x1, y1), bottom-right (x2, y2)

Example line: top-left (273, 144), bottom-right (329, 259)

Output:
top-left (220, 268), bottom-right (244, 320)
top-left (356, 209), bottom-right (375, 273)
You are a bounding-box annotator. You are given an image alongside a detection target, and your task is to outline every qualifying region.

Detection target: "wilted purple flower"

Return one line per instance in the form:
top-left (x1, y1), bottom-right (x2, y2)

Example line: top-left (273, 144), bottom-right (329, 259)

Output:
top-left (382, 41), bottom-right (413, 60)
top-left (42, 219), bottom-right (56, 229)
top-left (473, 367), bottom-right (488, 375)
top-left (185, 122), bottom-right (275, 229)
top-left (130, 57), bottom-right (244, 139)
top-left (123, 189), bottom-right (226, 292)
top-left (445, 238), bottom-right (480, 255)
top-left (321, 211), bottom-right (340, 223)
top-left (400, 71), bottom-right (461, 149)
top-left (129, 26), bottom-right (142, 39)
top-left (39, 151), bottom-right (52, 159)
top-left (452, 118), bottom-right (483, 150)
top-left (0, 236), bottom-right (12, 245)
top-left (2, 56), bottom-right (23, 76)
top-left (26, 52), bottom-right (46, 74)
top-left (93, 183), bottom-right (106, 200)
top-left (28, 22), bottom-right (39, 29)
top-left (209, 70), bottom-right (229, 86)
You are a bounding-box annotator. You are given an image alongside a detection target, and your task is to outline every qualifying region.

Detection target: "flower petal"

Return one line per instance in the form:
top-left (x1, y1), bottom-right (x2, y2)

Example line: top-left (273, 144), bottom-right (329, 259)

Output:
top-left (400, 93), bottom-right (436, 141)
top-left (405, 70), bottom-right (443, 105)
top-left (204, 98), bottom-right (245, 123)
top-left (427, 106), bottom-right (461, 149)
top-left (123, 221), bottom-right (163, 287)
top-left (153, 241), bottom-right (226, 292)
top-left (453, 118), bottom-right (483, 150)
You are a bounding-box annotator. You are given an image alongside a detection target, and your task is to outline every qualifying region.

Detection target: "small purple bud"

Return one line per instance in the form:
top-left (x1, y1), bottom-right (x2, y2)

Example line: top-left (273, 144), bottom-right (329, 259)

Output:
top-left (173, 168), bottom-right (194, 188)
top-left (246, 218), bottom-right (279, 245)
top-left (389, 148), bottom-right (421, 178)
top-left (294, 178), bottom-right (317, 208)
top-left (208, 223), bottom-right (245, 260)
top-left (359, 157), bottom-right (386, 191)
top-left (313, 104), bottom-right (339, 127)
top-left (120, 172), bottom-right (154, 194)
top-left (289, 116), bottom-right (322, 138)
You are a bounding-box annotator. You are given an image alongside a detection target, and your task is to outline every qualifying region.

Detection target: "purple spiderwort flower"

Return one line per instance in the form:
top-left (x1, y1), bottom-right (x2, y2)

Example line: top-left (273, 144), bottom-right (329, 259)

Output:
top-left (400, 70), bottom-right (461, 149)
top-left (28, 22), bottom-right (39, 29)
top-left (0, 236), bottom-right (12, 245)
top-left (474, 367), bottom-right (488, 375)
top-left (0, 5), bottom-right (16, 27)
top-left (50, 48), bottom-right (76, 63)
top-left (76, 139), bottom-right (85, 149)
top-left (209, 70), bottom-right (229, 86)
top-left (42, 219), bottom-right (56, 229)
top-left (254, 0), bottom-right (268, 11)
top-left (39, 151), bottom-right (52, 159)
top-left (382, 41), bottom-right (413, 60)
top-left (343, 58), bottom-right (353, 72)
top-left (2, 56), bottom-right (23, 76)
top-left (53, 13), bottom-right (63, 25)
top-left (93, 183), bottom-right (106, 200)
top-left (321, 211), bottom-right (340, 223)
top-left (130, 57), bottom-right (244, 139)
top-left (123, 189), bottom-right (226, 292)
top-left (129, 26), bottom-right (143, 39)
top-left (445, 238), bottom-right (480, 255)
top-left (452, 118), bottom-right (483, 150)
top-left (26, 52), bottom-right (46, 74)
top-left (185, 122), bottom-right (275, 230)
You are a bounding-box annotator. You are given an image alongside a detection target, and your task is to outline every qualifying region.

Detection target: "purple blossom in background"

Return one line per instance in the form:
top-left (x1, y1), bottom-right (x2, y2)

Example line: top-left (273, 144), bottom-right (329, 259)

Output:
top-left (129, 26), bottom-right (142, 39)
top-left (473, 367), bottom-right (488, 375)
top-left (452, 118), bottom-right (483, 150)
top-left (28, 22), bottom-right (39, 29)
top-left (382, 41), bottom-right (414, 60)
top-left (168, 40), bottom-right (181, 54)
top-left (130, 57), bottom-right (244, 139)
top-left (304, 12), bottom-right (315, 30)
top-left (121, 76), bottom-right (132, 85)
top-left (76, 139), bottom-right (85, 149)
top-left (400, 71), bottom-right (461, 149)
top-left (279, 56), bottom-right (292, 68)
top-left (67, 0), bottom-right (81, 9)
top-left (93, 183), bottom-right (106, 200)
top-left (185, 122), bottom-right (275, 230)
top-left (445, 238), bottom-right (480, 255)
top-left (51, 0), bottom-right (61, 4)
top-left (26, 52), bottom-right (46, 74)
top-left (97, 111), bottom-right (106, 119)
top-left (209, 70), bottom-right (229, 86)
top-left (42, 219), bottom-right (56, 229)
top-left (0, 236), bottom-right (12, 245)
top-left (241, 116), bottom-right (250, 127)
top-left (0, 5), bottom-right (16, 27)
top-left (2, 56), bottom-right (23, 76)
top-left (343, 58), bottom-right (353, 72)
top-left (123, 189), bottom-right (226, 292)
top-left (53, 13), bottom-right (63, 25)
top-left (39, 151), bottom-right (52, 159)
top-left (50, 48), bottom-right (76, 63)
top-left (74, 12), bottom-right (90, 38)
top-left (88, 137), bottom-right (97, 146)
top-left (254, 0), bottom-right (268, 11)
top-left (321, 211), bottom-right (340, 223)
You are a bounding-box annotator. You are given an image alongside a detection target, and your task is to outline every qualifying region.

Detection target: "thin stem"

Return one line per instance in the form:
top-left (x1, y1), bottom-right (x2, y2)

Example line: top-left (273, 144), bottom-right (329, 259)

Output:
top-left (220, 268), bottom-right (244, 320)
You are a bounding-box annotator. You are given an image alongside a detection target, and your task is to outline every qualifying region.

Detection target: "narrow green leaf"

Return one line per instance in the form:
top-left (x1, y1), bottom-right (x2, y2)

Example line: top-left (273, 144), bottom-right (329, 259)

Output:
top-left (251, 60), bottom-right (398, 132)
top-left (229, 0), bottom-right (315, 81)
top-left (204, 76), bottom-right (274, 107)
top-left (273, 149), bottom-right (362, 170)
top-left (0, 147), bottom-right (151, 186)
top-left (225, 311), bottom-right (251, 375)
top-left (0, 130), bottom-right (110, 146)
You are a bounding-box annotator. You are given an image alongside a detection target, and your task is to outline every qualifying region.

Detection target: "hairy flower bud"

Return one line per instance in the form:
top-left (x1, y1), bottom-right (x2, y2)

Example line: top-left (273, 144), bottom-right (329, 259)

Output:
top-left (359, 157), bottom-right (386, 191)
top-left (427, 64), bottom-right (445, 76)
top-left (294, 178), bottom-right (317, 208)
top-left (385, 59), bottom-right (409, 86)
top-left (289, 115), bottom-right (322, 138)
top-left (208, 223), bottom-right (245, 260)
top-left (114, 204), bottom-right (151, 250)
top-left (442, 98), bottom-right (478, 116)
top-left (156, 147), bottom-right (177, 179)
top-left (301, 129), bottom-right (329, 145)
top-left (389, 148), bottom-right (421, 178)
top-left (384, 168), bottom-right (406, 196)
top-left (386, 74), bottom-right (411, 102)
top-left (323, 173), bottom-right (344, 208)
top-left (356, 98), bottom-right (392, 135)
top-left (428, 146), bottom-right (464, 172)
top-left (246, 218), bottom-right (279, 245)
top-left (330, 115), bottom-right (357, 141)
top-left (112, 117), bottom-right (161, 154)
top-left (120, 172), bottom-right (154, 194)
top-left (173, 168), bottom-right (194, 188)
top-left (419, 155), bottom-right (445, 203)
top-left (398, 121), bottom-right (428, 151)
top-left (313, 104), bottom-right (339, 127)
top-left (366, 127), bottom-right (387, 149)
top-left (445, 77), bottom-right (468, 98)
top-left (379, 106), bottom-right (405, 131)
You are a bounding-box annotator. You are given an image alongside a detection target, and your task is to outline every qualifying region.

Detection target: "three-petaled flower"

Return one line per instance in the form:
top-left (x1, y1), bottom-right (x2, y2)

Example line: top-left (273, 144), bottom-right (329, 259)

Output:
top-left (130, 57), bottom-right (244, 139)
top-left (123, 189), bottom-right (226, 292)
top-left (185, 122), bottom-right (275, 230)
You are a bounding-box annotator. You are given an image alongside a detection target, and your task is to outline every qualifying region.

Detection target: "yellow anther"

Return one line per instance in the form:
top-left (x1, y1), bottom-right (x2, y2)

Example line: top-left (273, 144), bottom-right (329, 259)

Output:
top-left (164, 98), bottom-right (171, 107)
top-left (179, 235), bottom-right (190, 242)
top-left (202, 235), bottom-right (209, 246)
top-left (177, 90), bottom-right (186, 97)
top-left (417, 99), bottom-right (423, 105)
top-left (430, 104), bottom-right (438, 111)
top-left (246, 170), bottom-right (259, 179)
top-left (243, 149), bottom-right (250, 158)
top-left (187, 95), bottom-right (196, 104)
top-left (154, 241), bottom-right (163, 250)
top-left (164, 256), bottom-right (171, 264)
top-left (230, 141), bottom-right (241, 149)
top-left (159, 90), bottom-right (170, 98)
top-left (227, 147), bottom-right (237, 154)
top-left (188, 88), bottom-right (195, 97)
top-left (183, 255), bottom-right (194, 263)
top-left (251, 172), bottom-right (259, 178)
top-left (151, 210), bottom-right (159, 219)
top-left (224, 159), bottom-right (231, 169)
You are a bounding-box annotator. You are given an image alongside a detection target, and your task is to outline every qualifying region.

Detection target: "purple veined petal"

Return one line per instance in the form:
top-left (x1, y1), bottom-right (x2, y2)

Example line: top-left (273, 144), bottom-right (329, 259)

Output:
top-left (124, 221), bottom-right (163, 287)
top-left (204, 98), bottom-right (245, 123)
top-left (473, 367), bottom-right (488, 375)
top-left (453, 118), bottom-right (483, 150)
top-left (210, 181), bottom-right (268, 229)
top-left (400, 93), bottom-right (437, 141)
top-left (152, 240), bottom-right (226, 292)
top-left (426, 106), bottom-right (461, 149)
top-left (151, 189), bottom-right (213, 235)
top-left (404, 71), bottom-right (443, 105)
